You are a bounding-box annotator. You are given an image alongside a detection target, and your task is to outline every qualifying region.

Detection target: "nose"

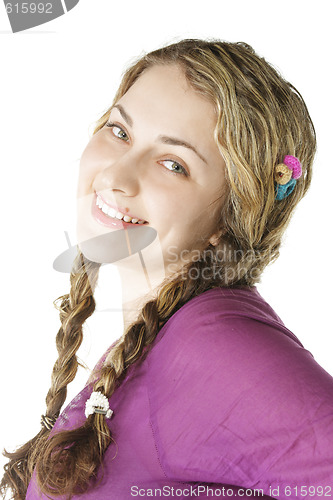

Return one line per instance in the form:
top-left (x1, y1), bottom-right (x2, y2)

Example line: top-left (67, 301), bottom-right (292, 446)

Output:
top-left (98, 150), bottom-right (141, 197)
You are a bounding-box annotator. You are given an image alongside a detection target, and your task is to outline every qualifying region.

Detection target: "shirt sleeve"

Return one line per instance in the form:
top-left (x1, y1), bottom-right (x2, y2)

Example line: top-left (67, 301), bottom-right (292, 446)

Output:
top-left (146, 296), bottom-right (333, 499)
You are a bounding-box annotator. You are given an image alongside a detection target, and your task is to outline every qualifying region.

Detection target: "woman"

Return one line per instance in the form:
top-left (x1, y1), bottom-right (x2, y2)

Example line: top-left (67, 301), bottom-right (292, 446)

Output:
top-left (2, 39), bottom-right (333, 499)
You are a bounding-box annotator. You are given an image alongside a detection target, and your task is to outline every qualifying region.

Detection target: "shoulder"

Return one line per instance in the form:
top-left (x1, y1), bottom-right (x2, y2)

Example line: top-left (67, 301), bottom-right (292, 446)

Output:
top-left (153, 286), bottom-right (304, 356)
top-left (146, 287), bottom-right (333, 487)
top-left (147, 285), bottom-right (333, 423)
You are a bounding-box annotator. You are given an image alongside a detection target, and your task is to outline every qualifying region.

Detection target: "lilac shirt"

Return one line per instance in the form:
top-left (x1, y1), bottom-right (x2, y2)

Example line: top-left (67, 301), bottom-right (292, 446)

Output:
top-left (26, 287), bottom-right (333, 499)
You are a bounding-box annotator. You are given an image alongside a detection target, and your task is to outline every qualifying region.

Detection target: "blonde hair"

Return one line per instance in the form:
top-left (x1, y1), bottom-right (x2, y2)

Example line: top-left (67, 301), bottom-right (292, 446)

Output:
top-left (1, 39), bottom-right (316, 499)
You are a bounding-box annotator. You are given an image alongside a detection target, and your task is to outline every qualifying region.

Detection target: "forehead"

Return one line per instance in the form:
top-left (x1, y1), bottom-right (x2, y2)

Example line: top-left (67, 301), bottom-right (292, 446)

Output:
top-left (117, 64), bottom-right (217, 135)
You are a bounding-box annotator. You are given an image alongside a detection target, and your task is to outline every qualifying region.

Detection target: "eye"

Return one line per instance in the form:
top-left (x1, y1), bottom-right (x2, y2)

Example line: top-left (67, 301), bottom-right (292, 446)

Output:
top-left (105, 122), bottom-right (129, 142)
top-left (160, 159), bottom-right (188, 177)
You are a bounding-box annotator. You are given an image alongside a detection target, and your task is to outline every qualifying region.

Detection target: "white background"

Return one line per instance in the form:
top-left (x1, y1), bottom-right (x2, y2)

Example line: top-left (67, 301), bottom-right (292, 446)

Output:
top-left (0, 0), bottom-right (332, 472)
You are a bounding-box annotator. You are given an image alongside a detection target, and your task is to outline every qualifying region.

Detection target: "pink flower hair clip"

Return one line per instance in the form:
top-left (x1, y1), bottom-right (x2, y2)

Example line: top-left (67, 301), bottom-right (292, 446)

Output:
top-left (274, 155), bottom-right (303, 200)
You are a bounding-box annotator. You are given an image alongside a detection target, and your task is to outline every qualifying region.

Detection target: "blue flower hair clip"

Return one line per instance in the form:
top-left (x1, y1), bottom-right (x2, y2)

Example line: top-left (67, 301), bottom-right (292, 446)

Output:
top-left (274, 155), bottom-right (302, 201)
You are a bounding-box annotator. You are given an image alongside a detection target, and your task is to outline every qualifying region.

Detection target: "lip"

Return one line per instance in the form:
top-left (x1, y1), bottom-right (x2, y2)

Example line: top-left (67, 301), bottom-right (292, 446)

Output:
top-left (92, 192), bottom-right (148, 229)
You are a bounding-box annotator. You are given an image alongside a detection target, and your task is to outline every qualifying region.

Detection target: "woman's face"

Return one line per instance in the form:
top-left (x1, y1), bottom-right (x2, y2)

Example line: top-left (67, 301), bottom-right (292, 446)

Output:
top-left (77, 64), bottom-right (226, 275)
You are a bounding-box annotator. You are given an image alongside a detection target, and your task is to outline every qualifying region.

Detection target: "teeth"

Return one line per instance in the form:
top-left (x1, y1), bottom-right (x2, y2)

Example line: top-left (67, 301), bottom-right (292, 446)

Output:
top-left (96, 194), bottom-right (145, 224)
top-left (107, 206), bottom-right (117, 218)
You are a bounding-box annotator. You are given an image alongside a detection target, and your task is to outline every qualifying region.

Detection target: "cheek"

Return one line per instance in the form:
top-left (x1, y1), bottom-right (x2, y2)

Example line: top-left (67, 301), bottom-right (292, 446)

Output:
top-left (142, 184), bottom-right (182, 221)
top-left (77, 141), bottom-right (102, 195)
top-left (147, 185), bottom-right (212, 231)
top-left (77, 165), bottom-right (92, 198)
top-left (80, 140), bottom-right (101, 172)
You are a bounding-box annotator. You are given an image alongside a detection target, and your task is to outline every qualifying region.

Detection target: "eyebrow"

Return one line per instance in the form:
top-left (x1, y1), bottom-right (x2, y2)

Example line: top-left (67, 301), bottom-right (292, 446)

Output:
top-left (111, 104), bottom-right (208, 165)
top-left (157, 135), bottom-right (208, 165)
top-left (113, 104), bottom-right (133, 127)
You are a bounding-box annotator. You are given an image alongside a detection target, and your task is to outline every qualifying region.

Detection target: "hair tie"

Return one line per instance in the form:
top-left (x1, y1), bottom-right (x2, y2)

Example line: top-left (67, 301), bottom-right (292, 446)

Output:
top-left (274, 155), bottom-right (302, 200)
top-left (85, 391), bottom-right (114, 419)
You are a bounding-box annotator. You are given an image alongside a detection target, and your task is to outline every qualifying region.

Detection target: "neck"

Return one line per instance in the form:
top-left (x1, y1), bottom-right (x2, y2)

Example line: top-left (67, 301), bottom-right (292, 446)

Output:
top-left (118, 254), bottom-right (154, 331)
top-left (116, 242), bottom-right (167, 332)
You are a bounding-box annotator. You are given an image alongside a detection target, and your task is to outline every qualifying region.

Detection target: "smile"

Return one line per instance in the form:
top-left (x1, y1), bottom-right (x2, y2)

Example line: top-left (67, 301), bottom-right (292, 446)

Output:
top-left (95, 193), bottom-right (147, 224)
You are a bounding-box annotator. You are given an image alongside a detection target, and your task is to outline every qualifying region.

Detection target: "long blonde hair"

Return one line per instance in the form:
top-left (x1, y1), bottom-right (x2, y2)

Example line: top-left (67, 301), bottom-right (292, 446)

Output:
top-left (1, 38), bottom-right (316, 499)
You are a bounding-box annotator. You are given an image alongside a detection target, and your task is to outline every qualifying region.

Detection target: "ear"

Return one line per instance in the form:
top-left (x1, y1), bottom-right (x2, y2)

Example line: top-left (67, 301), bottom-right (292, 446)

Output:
top-left (209, 228), bottom-right (224, 247)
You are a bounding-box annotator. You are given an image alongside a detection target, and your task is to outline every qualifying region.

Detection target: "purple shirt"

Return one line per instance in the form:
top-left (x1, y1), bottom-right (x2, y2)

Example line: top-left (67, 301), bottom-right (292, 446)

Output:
top-left (26, 287), bottom-right (333, 499)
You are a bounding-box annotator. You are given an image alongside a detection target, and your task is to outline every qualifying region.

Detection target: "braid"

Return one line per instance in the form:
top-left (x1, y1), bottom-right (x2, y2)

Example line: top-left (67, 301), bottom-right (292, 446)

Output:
top-left (1, 241), bottom-right (260, 499)
top-left (2, 240), bottom-right (269, 499)
top-left (1, 251), bottom-right (100, 500)
top-left (43, 252), bottom-right (100, 424)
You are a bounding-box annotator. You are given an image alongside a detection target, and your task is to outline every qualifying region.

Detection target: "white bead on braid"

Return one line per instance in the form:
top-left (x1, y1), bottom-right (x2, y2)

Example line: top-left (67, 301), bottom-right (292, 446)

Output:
top-left (85, 391), bottom-right (113, 419)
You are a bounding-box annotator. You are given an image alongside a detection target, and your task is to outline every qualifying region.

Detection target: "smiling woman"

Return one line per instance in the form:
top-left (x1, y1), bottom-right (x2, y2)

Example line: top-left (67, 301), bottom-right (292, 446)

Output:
top-left (2, 39), bottom-right (333, 500)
